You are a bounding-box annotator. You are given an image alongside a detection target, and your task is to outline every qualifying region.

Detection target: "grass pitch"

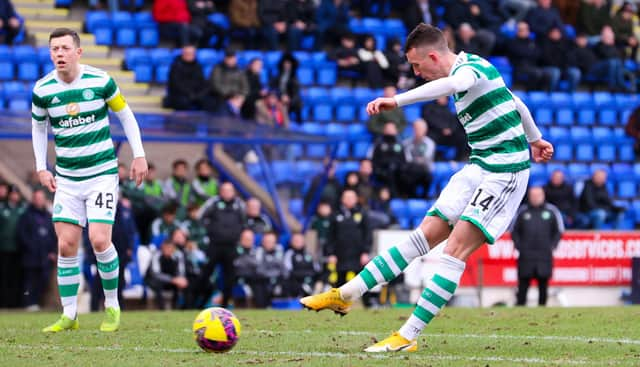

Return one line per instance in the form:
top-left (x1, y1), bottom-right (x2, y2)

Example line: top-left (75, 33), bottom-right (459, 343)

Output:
top-left (1, 306), bottom-right (640, 366)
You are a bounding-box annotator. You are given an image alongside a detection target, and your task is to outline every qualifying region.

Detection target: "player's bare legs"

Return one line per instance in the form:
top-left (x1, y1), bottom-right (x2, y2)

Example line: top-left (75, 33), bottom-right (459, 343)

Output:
top-left (300, 216), bottom-right (450, 314)
top-left (90, 222), bottom-right (121, 332)
top-left (366, 220), bottom-right (486, 352)
top-left (43, 222), bottom-right (82, 332)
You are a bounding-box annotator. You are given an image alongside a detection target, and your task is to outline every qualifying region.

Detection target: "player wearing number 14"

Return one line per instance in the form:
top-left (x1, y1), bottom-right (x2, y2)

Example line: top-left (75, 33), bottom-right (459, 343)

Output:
top-left (31, 28), bottom-right (148, 332)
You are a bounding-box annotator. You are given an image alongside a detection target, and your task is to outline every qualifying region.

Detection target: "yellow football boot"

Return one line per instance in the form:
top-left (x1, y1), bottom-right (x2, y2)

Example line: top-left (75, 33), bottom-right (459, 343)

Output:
top-left (364, 332), bottom-right (417, 352)
top-left (300, 288), bottom-right (352, 316)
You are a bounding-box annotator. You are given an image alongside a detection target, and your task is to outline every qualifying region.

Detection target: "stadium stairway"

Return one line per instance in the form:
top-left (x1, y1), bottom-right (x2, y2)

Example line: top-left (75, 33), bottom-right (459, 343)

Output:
top-left (18, 0), bottom-right (166, 113)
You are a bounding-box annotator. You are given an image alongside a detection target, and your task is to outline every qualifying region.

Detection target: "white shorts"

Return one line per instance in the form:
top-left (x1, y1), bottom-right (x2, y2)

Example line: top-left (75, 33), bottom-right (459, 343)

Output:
top-left (427, 164), bottom-right (529, 244)
top-left (52, 174), bottom-right (119, 227)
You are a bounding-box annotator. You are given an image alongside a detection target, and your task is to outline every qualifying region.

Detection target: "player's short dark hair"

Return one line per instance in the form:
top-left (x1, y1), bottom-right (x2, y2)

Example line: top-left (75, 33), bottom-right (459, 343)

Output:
top-left (49, 28), bottom-right (80, 47)
top-left (405, 23), bottom-right (448, 53)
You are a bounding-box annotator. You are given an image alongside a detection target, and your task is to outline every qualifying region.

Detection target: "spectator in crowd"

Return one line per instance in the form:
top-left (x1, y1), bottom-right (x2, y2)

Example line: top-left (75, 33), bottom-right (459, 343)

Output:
top-left (444, 0), bottom-right (498, 52)
top-left (271, 53), bottom-right (302, 123)
top-left (233, 229), bottom-right (258, 307)
top-left (145, 239), bottom-right (188, 310)
top-left (371, 122), bottom-right (407, 197)
top-left (183, 203), bottom-right (210, 251)
top-left (164, 159), bottom-right (191, 208)
top-left (198, 182), bottom-right (246, 307)
top-left (511, 187), bottom-right (564, 306)
top-left (254, 231), bottom-right (286, 307)
top-left (578, 169), bottom-right (625, 229)
top-left (284, 232), bottom-right (319, 297)
top-left (303, 160), bottom-right (342, 212)
top-left (357, 159), bottom-right (375, 207)
top-left (367, 85), bottom-right (408, 136)
top-left (543, 170), bottom-right (578, 228)
top-left (315, 0), bottom-right (350, 49)
top-left (255, 89), bottom-right (290, 128)
top-left (358, 34), bottom-right (390, 89)
top-left (594, 26), bottom-right (633, 92)
top-left (16, 189), bottom-right (56, 311)
top-left (524, 0), bottom-right (565, 37)
top-left (286, 0), bottom-right (316, 50)
top-left (368, 186), bottom-right (398, 229)
top-left (86, 197), bottom-right (136, 312)
top-left (242, 58), bottom-right (267, 119)
top-left (343, 171), bottom-right (361, 193)
top-left (611, 2), bottom-right (638, 60)
top-left (131, 163), bottom-right (165, 245)
top-left (0, 0), bottom-right (21, 45)
top-left (540, 26), bottom-right (582, 92)
top-left (229, 0), bottom-right (260, 49)
top-left (332, 33), bottom-right (362, 86)
top-left (384, 37), bottom-right (415, 89)
top-left (455, 22), bottom-right (494, 58)
top-left (326, 189), bottom-right (373, 306)
top-left (258, 0), bottom-right (288, 50)
top-left (187, 0), bottom-right (226, 48)
top-left (153, 0), bottom-right (200, 47)
top-left (165, 45), bottom-right (215, 112)
top-left (403, 0), bottom-right (439, 32)
top-left (576, 0), bottom-right (611, 43)
top-left (168, 228), bottom-right (201, 308)
top-left (310, 201), bottom-right (332, 257)
top-left (499, 0), bottom-right (536, 23)
top-left (190, 159), bottom-right (218, 206)
top-left (422, 96), bottom-right (468, 160)
top-left (0, 183), bottom-right (25, 308)
top-left (151, 201), bottom-right (183, 246)
top-left (624, 103), bottom-right (640, 157)
top-left (402, 118), bottom-right (435, 198)
top-left (245, 197), bottom-right (273, 235)
top-left (507, 21), bottom-right (554, 91)
top-left (209, 49), bottom-right (249, 105)
top-left (566, 33), bottom-right (616, 91)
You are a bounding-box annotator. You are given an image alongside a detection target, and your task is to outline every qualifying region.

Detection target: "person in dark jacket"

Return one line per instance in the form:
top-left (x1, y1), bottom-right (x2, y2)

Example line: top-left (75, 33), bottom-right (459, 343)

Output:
top-left (506, 21), bottom-right (554, 91)
top-left (187, 0), bottom-right (226, 48)
top-left (540, 26), bottom-right (581, 92)
top-left (524, 0), bottom-right (564, 38)
top-left (422, 96), bottom-right (469, 160)
top-left (403, 0), bottom-right (439, 32)
top-left (145, 239), bottom-right (188, 309)
top-left (566, 32), bottom-right (623, 91)
top-left (331, 33), bottom-right (362, 85)
top-left (593, 26), bottom-right (632, 92)
top-left (303, 160), bottom-right (342, 213)
top-left (0, 0), bottom-right (21, 45)
top-left (326, 189), bottom-right (372, 288)
top-left (242, 58), bottom-right (267, 119)
top-left (84, 197), bottom-right (136, 311)
top-left (455, 22), bottom-right (494, 58)
top-left (190, 158), bottom-right (218, 206)
top-left (576, 0), bottom-right (611, 40)
top-left (258, 0), bottom-right (288, 50)
top-left (209, 49), bottom-right (249, 103)
top-left (198, 182), bottom-right (246, 307)
top-left (0, 183), bottom-right (26, 308)
top-left (253, 231), bottom-right (286, 307)
top-left (310, 201), bottom-right (332, 258)
top-left (384, 37), bottom-right (414, 89)
top-left (271, 52), bottom-right (302, 123)
top-left (16, 189), bottom-right (57, 310)
top-left (511, 187), bottom-right (564, 306)
top-left (233, 229), bottom-right (258, 307)
top-left (444, 0), bottom-right (498, 51)
top-left (245, 197), bottom-right (273, 235)
top-left (165, 45), bottom-right (216, 112)
top-left (370, 122), bottom-right (407, 197)
top-left (611, 2), bottom-right (638, 60)
top-left (285, 0), bottom-right (315, 50)
top-left (577, 169), bottom-right (625, 229)
top-left (543, 170), bottom-right (577, 228)
top-left (284, 232), bottom-right (320, 297)
top-left (315, 0), bottom-right (350, 49)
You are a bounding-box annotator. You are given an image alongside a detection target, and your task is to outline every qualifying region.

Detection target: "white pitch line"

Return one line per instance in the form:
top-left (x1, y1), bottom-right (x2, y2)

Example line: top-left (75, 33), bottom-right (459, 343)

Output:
top-left (3, 344), bottom-right (590, 365)
top-left (252, 329), bottom-right (640, 346)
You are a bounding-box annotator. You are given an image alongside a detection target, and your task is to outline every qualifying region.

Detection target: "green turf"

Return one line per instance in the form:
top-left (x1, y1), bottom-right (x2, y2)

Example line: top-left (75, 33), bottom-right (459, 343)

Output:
top-left (1, 307), bottom-right (640, 366)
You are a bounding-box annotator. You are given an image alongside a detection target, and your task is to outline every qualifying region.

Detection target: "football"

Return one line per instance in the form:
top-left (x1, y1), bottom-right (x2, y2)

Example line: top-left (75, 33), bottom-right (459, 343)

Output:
top-left (192, 307), bottom-right (241, 353)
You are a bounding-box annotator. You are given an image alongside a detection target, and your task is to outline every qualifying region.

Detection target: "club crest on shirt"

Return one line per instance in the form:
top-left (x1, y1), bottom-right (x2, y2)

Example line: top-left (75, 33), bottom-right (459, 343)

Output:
top-left (66, 102), bottom-right (80, 116)
top-left (82, 89), bottom-right (95, 100)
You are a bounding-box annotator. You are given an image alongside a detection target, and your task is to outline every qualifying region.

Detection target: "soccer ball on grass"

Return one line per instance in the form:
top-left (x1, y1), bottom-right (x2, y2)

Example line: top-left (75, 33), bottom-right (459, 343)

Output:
top-left (192, 307), bottom-right (241, 352)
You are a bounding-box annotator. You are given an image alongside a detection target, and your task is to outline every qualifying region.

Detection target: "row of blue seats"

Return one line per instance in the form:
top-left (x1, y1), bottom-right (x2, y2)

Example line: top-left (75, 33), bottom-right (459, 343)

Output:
top-left (535, 107), bottom-right (630, 126)
top-left (546, 126), bottom-right (632, 144)
top-left (87, 11), bottom-right (159, 47)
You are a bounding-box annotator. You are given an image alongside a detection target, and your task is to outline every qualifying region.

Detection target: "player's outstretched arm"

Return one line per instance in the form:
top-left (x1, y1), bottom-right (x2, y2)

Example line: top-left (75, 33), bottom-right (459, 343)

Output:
top-left (366, 68), bottom-right (478, 116)
top-left (106, 88), bottom-right (148, 186)
top-left (510, 92), bottom-right (553, 162)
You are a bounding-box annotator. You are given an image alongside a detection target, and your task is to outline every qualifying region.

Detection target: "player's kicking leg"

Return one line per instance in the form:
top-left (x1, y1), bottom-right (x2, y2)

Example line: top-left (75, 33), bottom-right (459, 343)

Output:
top-left (89, 222), bottom-right (121, 332)
top-left (300, 216), bottom-right (450, 316)
top-left (43, 222), bottom-right (82, 333)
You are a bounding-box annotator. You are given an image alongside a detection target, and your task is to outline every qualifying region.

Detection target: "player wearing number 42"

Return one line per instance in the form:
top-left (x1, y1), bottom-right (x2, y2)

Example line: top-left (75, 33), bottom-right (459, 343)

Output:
top-left (300, 23), bottom-right (554, 352)
top-left (31, 28), bottom-right (148, 333)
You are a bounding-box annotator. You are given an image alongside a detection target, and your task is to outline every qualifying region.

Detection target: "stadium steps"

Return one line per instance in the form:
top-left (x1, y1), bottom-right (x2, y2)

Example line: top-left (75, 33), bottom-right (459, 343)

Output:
top-left (25, 20), bottom-right (83, 36)
top-left (15, 0), bottom-right (56, 8)
top-left (16, 7), bottom-right (69, 20)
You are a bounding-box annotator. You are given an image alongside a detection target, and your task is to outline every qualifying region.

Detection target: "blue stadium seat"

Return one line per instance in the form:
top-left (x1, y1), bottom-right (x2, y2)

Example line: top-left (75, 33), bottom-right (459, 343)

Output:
top-left (208, 13), bottom-right (230, 30)
top-left (263, 51), bottom-right (282, 69)
top-left (150, 48), bottom-right (174, 66)
top-left (8, 92), bottom-right (29, 111)
top-left (545, 162), bottom-right (567, 177)
top-left (313, 103), bottom-right (332, 122)
top-left (404, 105), bottom-right (421, 122)
top-left (534, 108), bottom-right (553, 125)
top-left (589, 163), bottom-right (609, 175)
top-left (124, 48), bottom-right (149, 69)
top-left (305, 87), bottom-right (329, 104)
top-left (329, 86), bottom-right (351, 102)
top-left (139, 27), bottom-right (159, 47)
top-left (316, 62), bottom-right (337, 86)
top-left (353, 87), bottom-right (375, 104)
top-left (571, 91), bottom-right (592, 109)
top-left (556, 108), bottom-right (574, 125)
top-left (529, 163), bottom-right (546, 186)
top-left (611, 163), bottom-right (633, 177)
top-left (296, 66), bottom-right (314, 86)
top-left (352, 141), bottom-right (370, 158)
top-left (383, 18), bottom-right (406, 37)
top-left (598, 108), bottom-right (617, 125)
top-left (528, 91), bottom-right (549, 109)
top-left (593, 91), bottom-right (613, 107)
top-left (489, 56), bottom-right (511, 72)
top-left (94, 27), bottom-right (113, 45)
top-left (335, 161), bottom-right (359, 183)
top-left (577, 109), bottom-right (595, 125)
top-left (295, 160), bottom-right (322, 181)
top-left (575, 144), bottom-right (594, 161)
top-left (335, 141), bottom-right (350, 159)
top-left (301, 122), bottom-right (325, 135)
top-left (306, 144), bottom-right (327, 158)
top-left (555, 143), bottom-right (572, 161)
top-left (17, 62), bottom-right (39, 81)
top-left (548, 126), bottom-right (569, 143)
top-left (85, 11), bottom-right (110, 33)
top-left (13, 45), bottom-right (38, 62)
top-left (568, 163), bottom-right (590, 180)
top-left (0, 61), bottom-right (14, 80)
top-left (155, 64), bottom-right (170, 83)
top-left (134, 11), bottom-right (154, 25)
top-left (618, 181), bottom-right (636, 199)
top-left (633, 200), bottom-right (640, 224)
top-left (116, 28), bottom-right (137, 47)
top-left (570, 126), bottom-right (591, 143)
top-left (134, 64), bottom-right (153, 83)
top-left (289, 198), bottom-right (303, 218)
top-left (407, 199), bottom-right (429, 219)
top-left (549, 92), bottom-right (571, 109)
top-left (597, 144), bottom-right (616, 161)
top-left (335, 104), bottom-right (355, 122)
top-left (271, 160), bottom-right (293, 185)
top-left (619, 143), bottom-right (635, 162)
top-left (390, 199), bottom-right (408, 218)
top-left (347, 123), bottom-right (367, 137)
top-left (621, 109), bottom-right (632, 124)
top-left (592, 127), bottom-right (613, 143)
top-left (326, 123), bottom-right (347, 137)
top-left (112, 11), bottom-right (133, 28)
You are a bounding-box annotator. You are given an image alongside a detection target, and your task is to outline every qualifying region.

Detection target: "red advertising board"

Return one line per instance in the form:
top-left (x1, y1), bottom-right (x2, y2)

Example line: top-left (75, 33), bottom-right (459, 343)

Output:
top-left (459, 231), bottom-right (640, 286)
